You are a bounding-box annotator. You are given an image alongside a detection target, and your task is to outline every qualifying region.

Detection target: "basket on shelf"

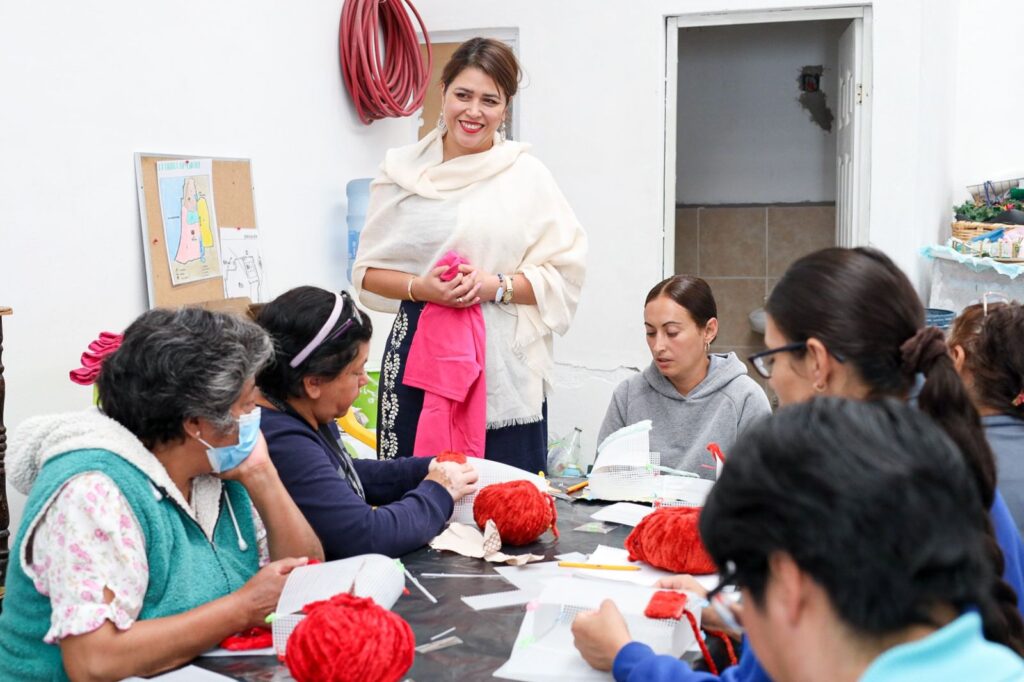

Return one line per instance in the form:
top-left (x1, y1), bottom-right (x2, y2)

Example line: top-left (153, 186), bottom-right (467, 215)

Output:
top-left (951, 220), bottom-right (1011, 241)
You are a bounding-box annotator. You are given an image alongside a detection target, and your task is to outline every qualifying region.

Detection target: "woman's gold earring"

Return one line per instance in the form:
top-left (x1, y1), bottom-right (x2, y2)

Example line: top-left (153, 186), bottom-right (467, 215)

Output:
top-left (813, 381), bottom-right (826, 393)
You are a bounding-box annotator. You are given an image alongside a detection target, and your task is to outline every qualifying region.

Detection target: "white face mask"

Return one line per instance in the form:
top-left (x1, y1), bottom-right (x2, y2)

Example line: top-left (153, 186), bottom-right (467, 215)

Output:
top-left (195, 407), bottom-right (261, 473)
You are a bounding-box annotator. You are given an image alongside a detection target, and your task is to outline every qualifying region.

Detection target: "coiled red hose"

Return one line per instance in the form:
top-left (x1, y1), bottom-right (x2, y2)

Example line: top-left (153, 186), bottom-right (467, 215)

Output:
top-left (339, 0), bottom-right (433, 125)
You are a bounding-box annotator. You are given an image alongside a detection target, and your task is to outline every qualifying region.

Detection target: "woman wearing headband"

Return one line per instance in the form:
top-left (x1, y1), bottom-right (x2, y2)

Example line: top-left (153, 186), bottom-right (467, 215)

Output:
top-left (256, 286), bottom-right (479, 560)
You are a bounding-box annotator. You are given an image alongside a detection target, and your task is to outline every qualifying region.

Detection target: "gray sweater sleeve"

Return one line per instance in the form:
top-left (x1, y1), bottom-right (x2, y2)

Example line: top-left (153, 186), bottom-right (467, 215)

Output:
top-left (736, 380), bottom-right (772, 434)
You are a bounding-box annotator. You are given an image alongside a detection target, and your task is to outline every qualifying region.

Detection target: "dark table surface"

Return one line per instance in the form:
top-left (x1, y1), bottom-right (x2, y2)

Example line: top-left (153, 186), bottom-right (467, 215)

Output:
top-left (197, 484), bottom-right (632, 682)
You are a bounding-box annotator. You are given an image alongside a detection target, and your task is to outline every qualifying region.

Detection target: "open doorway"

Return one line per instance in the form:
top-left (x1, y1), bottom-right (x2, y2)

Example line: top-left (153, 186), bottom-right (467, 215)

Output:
top-left (664, 8), bottom-right (872, 399)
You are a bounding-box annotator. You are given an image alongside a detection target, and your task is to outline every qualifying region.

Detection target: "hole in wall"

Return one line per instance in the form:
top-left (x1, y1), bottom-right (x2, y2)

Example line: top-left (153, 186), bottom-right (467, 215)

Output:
top-left (797, 65), bottom-right (833, 132)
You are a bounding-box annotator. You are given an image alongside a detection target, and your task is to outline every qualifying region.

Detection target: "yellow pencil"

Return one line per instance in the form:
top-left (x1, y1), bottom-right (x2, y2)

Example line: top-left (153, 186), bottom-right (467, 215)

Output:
top-left (566, 481), bottom-right (589, 493)
top-left (558, 562), bottom-right (641, 571)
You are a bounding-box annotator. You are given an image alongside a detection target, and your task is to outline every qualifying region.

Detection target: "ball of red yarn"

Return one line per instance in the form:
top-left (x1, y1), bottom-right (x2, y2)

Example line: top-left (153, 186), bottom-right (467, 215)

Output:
top-left (285, 593), bottom-right (414, 682)
top-left (625, 506), bottom-right (717, 575)
top-left (473, 480), bottom-right (559, 546)
top-left (435, 450), bottom-right (467, 464)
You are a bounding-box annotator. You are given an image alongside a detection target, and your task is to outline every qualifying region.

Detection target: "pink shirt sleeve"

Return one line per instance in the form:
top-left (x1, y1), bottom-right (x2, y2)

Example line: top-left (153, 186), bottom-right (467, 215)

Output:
top-left (24, 472), bottom-right (149, 643)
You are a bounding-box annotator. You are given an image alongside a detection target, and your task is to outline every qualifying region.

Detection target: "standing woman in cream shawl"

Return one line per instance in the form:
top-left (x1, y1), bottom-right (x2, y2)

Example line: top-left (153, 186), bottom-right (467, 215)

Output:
top-left (353, 38), bottom-right (587, 473)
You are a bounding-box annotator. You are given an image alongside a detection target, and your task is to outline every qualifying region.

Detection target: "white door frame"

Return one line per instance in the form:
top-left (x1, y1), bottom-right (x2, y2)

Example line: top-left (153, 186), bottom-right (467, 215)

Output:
top-left (663, 6), bottom-right (873, 276)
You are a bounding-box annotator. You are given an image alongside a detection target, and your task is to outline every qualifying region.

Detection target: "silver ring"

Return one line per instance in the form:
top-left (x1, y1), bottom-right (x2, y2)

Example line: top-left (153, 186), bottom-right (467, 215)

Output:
top-left (456, 297), bottom-right (463, 303)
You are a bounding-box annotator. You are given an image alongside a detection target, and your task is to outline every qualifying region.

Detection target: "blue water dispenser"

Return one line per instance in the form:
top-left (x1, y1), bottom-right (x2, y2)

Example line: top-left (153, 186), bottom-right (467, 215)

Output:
top-left (346, 178), bottom-right (372, 283)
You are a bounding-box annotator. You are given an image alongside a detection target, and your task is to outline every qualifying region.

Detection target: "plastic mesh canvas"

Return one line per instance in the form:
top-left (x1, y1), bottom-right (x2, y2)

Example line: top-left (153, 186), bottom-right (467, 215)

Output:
top-left (271, 554), bottom-right (405, 657)
top-left (452, 458), bottom-right (548, 524)
top-left (493, 577), bottom-right (698, 681)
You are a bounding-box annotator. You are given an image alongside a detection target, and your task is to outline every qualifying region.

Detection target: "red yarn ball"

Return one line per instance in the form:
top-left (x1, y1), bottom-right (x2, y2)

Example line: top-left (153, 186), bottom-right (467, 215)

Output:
top-left (625, 506), bottom-right (716, 575)
top-left (435, 450), bottom-right (467, 464)
top-left (473, 480), bottom-right (559, 546)
top-left (285, 593), bottom-right (415, 682)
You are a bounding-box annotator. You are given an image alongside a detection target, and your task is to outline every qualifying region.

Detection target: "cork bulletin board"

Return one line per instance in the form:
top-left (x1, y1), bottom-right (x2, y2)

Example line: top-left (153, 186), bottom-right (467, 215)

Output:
top-left (135, 153), bottom-right (258, 310)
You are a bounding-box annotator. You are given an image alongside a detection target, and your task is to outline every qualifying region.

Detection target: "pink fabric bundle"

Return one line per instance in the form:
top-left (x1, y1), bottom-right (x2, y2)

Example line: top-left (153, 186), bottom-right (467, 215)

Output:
top-left (403, 251), bottom-right (487, 458)
top-left (69, 332), bottom-right (123, 385)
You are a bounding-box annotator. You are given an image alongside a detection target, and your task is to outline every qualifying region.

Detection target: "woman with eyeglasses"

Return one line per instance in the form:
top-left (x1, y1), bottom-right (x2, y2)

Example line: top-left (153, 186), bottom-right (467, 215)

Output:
top-left (255, 286), bottom-right (479, 560)
top-left (577, 399), bottom-right (1024, 681)
top-left (572, 247), bottom-right (1024, 680)
top-left (949, 299), bottom-right (1024, 535)
top-left (597, 275), bottom-right (770, 476)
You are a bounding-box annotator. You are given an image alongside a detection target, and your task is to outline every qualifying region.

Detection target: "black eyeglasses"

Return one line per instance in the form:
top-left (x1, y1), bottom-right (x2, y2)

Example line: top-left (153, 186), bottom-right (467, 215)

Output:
top-left (748, 342), bottom-right (846, 379)
top-left (748, 342), bottom-right (807, 379)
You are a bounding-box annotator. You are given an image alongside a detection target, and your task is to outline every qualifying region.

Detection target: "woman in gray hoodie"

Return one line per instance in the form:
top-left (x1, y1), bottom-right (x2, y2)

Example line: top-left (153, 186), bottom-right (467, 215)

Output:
top-left (598, 276), bottom-right (771, 478)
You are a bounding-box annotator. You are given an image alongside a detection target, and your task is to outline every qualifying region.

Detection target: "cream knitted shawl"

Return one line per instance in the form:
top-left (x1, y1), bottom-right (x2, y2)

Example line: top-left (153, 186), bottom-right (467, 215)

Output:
top-left (353, 129), bottom-right (587, 427)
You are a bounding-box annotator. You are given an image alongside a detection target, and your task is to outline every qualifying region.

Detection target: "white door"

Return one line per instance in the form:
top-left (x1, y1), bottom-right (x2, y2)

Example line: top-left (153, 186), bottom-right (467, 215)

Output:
top-left (836, 19), bottom-right (863, 247)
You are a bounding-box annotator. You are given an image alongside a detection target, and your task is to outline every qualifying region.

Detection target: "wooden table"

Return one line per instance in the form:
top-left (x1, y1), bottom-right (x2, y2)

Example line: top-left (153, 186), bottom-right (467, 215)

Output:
top-left (0, 306), bottom-right (11, 607)
top-left (197, 491), bottom-right (632, 681)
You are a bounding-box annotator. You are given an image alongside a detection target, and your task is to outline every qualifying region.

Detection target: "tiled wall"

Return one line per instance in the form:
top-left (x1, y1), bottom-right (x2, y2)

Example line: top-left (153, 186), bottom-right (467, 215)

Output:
top-left (675, 204), bottom-right (836, 401)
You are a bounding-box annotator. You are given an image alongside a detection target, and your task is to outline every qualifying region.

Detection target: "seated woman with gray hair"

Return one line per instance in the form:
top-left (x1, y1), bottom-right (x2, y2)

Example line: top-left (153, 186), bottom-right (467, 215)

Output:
top-left (0, 308), bottom-right (323, 681)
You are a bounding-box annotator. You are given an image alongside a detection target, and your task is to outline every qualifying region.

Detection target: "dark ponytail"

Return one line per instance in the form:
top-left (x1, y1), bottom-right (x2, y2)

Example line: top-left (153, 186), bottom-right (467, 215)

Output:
top-left (949, 302), bottom-right (1024, 418)
top-left (767, 247), bottom-right (1024, 654)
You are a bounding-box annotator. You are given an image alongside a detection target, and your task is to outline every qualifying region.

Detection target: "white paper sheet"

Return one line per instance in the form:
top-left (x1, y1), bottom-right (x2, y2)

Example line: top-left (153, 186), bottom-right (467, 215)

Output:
top-left (218, 226), bottom-right (265, 302)
top-left (494, 561), bottom-right (574, 593)
top-left (590, 502), bottom-right (654, 527)
top-left (493, 577), bottom-right (699, 682)
top-left (461, 589), bottom-right (536, 611)
top-left (589, 423), bottom-right (660, 502)
top-left (595, 420), bottom-right (652, 459)
top-left (122, 665), bottom-right (235, 681)
top-left (655, 476), bottom-right (715, 506)
top-left (592, 421), bottom-right (652, 470)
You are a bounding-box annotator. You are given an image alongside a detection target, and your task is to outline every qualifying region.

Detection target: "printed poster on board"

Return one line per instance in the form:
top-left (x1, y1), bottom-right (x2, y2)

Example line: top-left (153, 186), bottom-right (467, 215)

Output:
top-left (156, 159), bottom-right (221, 286)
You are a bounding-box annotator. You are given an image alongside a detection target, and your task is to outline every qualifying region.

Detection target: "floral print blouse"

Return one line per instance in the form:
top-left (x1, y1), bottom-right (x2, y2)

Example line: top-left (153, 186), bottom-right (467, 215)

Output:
top-left (23, 472), bottom-right (269, 642)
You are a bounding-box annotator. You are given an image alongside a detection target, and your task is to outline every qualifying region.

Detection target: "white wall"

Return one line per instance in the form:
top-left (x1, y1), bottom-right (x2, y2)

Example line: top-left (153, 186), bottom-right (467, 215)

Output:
top-left (410, 0), bottom-right (967, 461)
top-left (3, 0), bottom-right (1018, 538)
top-left (677, 21), bottom-right (843, 204)
top-left (0, 1), bottom-right (419, 538)
top-left (952, 0), bottom-right (1024, 202)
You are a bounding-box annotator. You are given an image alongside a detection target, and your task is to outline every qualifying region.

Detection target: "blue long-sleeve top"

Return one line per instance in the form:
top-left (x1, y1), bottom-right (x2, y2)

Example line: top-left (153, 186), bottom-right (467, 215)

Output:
top-left (614, 640), bottom-right (770, 682)
top-left (612, 492), bottom-right (1024, 681)
top-left (261, 407), bottom-right (453, 559)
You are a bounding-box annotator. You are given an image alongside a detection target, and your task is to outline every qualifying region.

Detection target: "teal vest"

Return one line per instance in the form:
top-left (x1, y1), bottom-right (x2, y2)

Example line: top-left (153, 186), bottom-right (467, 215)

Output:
top-left (0, 449), bottom-right (259, 682)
